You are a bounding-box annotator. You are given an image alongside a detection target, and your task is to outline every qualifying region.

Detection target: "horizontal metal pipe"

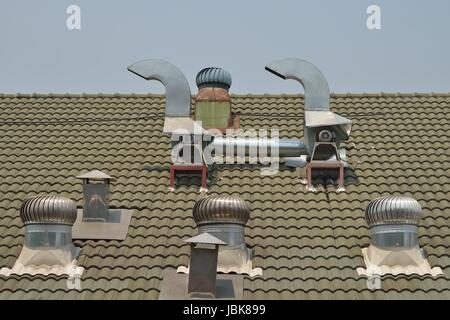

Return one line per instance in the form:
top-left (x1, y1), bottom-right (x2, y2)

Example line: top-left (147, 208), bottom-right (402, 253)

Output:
top-left (210, 137), bottom-right (307, 157)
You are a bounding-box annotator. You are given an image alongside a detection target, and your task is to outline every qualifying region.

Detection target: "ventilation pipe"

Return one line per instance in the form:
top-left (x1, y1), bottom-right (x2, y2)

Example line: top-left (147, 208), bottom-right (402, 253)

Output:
top-left (128, 59), bottom-right (314, 166)
top-left (265, 58), bottom-right (330, 111)
top-left (196, 66), bottom-right (307, 160)
top-left (209, 136), bottom-right (306, 158)
top-left (187, 195), bottom-right (262, 276)
top-left (127, 59), bottom-right (203, 134)
top-left (265, 58), bottom-right (352, 159)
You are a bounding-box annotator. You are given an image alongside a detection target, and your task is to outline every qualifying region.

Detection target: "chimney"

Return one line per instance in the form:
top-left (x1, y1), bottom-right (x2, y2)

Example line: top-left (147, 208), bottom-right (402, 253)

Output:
top-left (184, 232), bottom-right (226, 298)
top-left (76, 170), bottom-right (113, 222)
top-left (192, 195), bottom-right (262, 276)
top-left (195, 67), bottom-right (233, 132)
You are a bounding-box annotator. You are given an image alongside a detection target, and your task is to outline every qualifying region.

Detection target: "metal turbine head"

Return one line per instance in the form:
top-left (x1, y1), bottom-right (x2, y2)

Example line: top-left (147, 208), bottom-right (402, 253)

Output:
top-left (365, 196), bottom-right (422, 228)
top-left (196, 67), bottom-right (232, 90)
top-left (20, 195), bottom-right (77, 226)
top-left (193, 195), bottom-right (250, 226)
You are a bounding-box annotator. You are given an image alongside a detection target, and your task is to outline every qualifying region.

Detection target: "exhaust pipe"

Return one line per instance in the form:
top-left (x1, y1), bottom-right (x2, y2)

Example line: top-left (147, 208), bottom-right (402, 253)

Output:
top-left (210, 136), bottom-right (307, 157)
top-left (128, 59), bottom-right (203, 134)
top-left (265, 58), bottom-right (330, 111)
top-left (128, 59), bottom-right (191, 117)
top-left (265, 58), bottom-right (352, 157)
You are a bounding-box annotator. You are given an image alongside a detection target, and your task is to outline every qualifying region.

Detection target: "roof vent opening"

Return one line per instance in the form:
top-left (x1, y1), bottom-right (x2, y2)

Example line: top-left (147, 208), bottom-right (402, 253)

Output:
top-left (72, 170), bottom-right (133, 240)
top-left (0, 195), bottom-right (84, 277)
top-left (357, 196), bottom-right (442, 278)
top-left (195, 67), bottom-right (236, 132)
top-left (178, 195), bottom-right (262, 277)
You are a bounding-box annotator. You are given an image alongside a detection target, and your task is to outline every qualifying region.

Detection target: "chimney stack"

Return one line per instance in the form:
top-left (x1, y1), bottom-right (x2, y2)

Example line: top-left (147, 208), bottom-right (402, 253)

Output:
top-left (76, 170), bottom-right (113, 222)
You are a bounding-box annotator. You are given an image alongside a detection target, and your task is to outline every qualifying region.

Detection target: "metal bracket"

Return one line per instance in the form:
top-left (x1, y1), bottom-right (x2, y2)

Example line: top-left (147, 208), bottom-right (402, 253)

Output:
top-left (66, 274), bottom-right (82, 290)
top-left (367, 274), bottom-right (381, 290)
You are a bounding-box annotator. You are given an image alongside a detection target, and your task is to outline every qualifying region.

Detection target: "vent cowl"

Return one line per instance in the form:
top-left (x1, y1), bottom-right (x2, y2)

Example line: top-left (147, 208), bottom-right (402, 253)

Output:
top-left (193, 195), bottom-right (250, 226)
top-left (365, 196), bottom-right (421, 227)
top-left (196, 67), bottom-right (232, 89)
top-left (20, 195), bottom-right (77, 226)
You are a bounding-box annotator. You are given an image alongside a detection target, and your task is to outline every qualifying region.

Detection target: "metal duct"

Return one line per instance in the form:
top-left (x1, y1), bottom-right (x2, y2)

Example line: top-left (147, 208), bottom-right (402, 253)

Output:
top-left (265, 58), bottom-right (352, 157)
top-left (128, 59), bottom-right (191, 117)
top-left (265, 58), bottom-right (329, 111)
top-left (210, 136), bottom-right (307, 157)
top-left (365, 196), bottom-right (422, 249)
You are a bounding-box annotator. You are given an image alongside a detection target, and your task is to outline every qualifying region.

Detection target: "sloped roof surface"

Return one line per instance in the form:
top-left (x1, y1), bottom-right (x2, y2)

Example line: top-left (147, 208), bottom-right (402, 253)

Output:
top-left (0, 92), bottom-right (449, 299)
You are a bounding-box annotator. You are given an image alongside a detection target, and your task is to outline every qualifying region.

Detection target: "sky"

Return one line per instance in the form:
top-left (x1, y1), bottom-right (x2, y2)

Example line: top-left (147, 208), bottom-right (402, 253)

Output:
top-left (0, 0), bottom-right (449, 94)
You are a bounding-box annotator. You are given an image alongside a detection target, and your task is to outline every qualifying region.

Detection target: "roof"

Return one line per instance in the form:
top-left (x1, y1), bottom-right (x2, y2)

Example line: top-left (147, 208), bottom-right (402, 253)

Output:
top-left (0, 92), bottom-right (448, 299)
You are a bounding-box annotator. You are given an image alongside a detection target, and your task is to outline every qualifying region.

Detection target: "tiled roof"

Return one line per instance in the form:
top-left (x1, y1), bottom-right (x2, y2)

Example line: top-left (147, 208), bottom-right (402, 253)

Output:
top-left (0, 92), bottom-right (449, 299)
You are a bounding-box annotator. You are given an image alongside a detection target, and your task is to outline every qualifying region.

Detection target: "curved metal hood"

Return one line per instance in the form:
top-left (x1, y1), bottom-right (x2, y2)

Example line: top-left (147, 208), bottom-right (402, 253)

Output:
top-left (265, 58), bottom-right (353, 154)
top-left (128, 59), bottom-right (204, 134)
top-left (265, 57), bottom-right (330, 111)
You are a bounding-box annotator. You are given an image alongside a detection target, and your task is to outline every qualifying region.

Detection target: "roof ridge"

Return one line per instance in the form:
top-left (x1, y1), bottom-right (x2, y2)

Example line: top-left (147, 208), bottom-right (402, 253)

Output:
top-left (0, 93), bottom-right (166, 98)
top-left (0, 92), bottom-right (449, 98)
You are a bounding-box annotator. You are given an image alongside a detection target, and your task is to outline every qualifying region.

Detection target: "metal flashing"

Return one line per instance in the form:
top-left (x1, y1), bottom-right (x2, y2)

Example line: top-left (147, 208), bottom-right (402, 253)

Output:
top-left (357, 245), bottom-right (443, 277)
top-left (159, 268), bottom-right (243, 300)
top-left (0, 246), bottom-right (84, 277)
top-left (72, 209), bottom-right (133, 240)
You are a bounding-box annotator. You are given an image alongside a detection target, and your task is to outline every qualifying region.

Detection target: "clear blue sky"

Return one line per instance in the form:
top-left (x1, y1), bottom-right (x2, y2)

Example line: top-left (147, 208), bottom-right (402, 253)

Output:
top-left (1, 0), bottom-right (449, 94)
